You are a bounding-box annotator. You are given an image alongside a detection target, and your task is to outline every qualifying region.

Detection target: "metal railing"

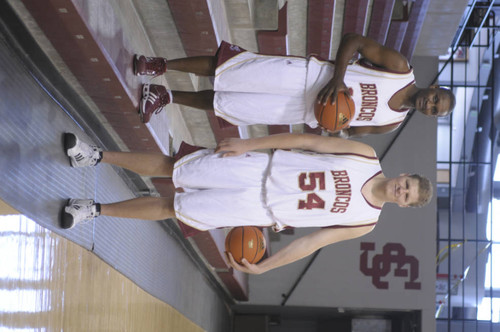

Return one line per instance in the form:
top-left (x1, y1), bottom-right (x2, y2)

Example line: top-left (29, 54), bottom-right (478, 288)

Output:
top-left (435, 1), bottom-right (500, 331)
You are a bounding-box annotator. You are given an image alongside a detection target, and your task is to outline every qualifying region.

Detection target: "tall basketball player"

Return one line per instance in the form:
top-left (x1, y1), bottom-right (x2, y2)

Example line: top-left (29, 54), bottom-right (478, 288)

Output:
top-left (133, 33), bottom-right (455, 137)
top-left (60, 132), bottom-right (432, 274)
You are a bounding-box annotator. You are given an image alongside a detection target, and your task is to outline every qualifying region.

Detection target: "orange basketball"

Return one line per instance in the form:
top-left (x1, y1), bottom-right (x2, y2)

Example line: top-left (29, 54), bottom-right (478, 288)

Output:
top-left (314, 91), bottom-right (355, 132)
top-left (225, 226), bottom-right (266, 264)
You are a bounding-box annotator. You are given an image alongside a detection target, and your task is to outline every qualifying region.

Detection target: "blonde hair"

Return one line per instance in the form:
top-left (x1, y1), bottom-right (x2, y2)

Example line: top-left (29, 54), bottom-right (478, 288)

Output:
top-left (408, 174), bottom-right (433, 207)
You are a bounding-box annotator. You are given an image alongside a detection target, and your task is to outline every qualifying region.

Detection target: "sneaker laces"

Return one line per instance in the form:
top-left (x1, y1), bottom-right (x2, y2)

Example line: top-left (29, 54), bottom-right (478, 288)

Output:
top-left (89, 146), bottom-right (102, 165)
top-left (75, 143), bottom-right (101, 166)
top-left (66, 199), bottom-right (97, 224)
top-left (157, 93), bottom-right (170, 114)
top-left (73, 204), bottom-right (96, 222)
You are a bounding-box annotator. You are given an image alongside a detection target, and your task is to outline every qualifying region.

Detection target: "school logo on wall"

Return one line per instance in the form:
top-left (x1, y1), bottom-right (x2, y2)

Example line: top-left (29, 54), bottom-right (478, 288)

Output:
top-left (359, 242), bottom-right (421, 290)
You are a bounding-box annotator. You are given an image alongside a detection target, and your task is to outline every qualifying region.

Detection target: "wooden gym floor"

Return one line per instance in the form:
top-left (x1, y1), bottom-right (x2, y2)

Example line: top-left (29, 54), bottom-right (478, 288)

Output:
top-left (0, 214), bottom-right (205, 332)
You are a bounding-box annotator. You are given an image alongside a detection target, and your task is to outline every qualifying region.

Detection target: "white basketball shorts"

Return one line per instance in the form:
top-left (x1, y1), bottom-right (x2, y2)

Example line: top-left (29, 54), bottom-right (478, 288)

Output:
top-left (213, 42), bottom-right (334, 128)
top-left (172, 149), bottom-right (275, 231)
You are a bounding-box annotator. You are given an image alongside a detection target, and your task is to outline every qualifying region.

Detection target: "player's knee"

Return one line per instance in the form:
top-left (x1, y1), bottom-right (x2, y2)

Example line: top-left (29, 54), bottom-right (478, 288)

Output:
top-left (160, 197), bottom-right (175, 216)
top-left (162, 156), bottom-right (175, 175)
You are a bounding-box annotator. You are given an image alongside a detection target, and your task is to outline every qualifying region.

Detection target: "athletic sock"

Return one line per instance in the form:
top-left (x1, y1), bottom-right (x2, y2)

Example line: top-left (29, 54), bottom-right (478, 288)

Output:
top-left (167, 89), bottom-right (173, 103)
top-left (96, 151), bottom-right (103, 165)
top-left (95, 203), bottom-right (101, 216)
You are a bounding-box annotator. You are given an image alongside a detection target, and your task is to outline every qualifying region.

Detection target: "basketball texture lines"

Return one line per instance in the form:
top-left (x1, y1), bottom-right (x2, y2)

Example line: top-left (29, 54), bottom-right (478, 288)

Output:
top-left (314, 91), bottom-right (355, 132)
top-left (225, 226), bottom-right (266, 264)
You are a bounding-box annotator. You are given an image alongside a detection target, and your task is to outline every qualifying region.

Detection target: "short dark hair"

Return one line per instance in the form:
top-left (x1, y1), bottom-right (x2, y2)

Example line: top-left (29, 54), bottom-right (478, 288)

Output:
top-left (408, 174), bottom-right (433, 207)
top-left (438, 87), bottom-right (455, 117)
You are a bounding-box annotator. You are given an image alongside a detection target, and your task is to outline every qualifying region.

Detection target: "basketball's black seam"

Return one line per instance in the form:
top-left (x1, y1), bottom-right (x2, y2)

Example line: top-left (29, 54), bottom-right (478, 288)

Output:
top-left (334, 95), bottom-right (339, 131)
top-left (250, 227), bottom-right (258, 263)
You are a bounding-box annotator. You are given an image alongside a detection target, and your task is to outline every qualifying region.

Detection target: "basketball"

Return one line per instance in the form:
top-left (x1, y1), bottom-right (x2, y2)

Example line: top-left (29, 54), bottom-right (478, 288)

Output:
top-left (225, 226), bottom-right (266, 264)
top-left (314, 91), bottom-right (355, 132)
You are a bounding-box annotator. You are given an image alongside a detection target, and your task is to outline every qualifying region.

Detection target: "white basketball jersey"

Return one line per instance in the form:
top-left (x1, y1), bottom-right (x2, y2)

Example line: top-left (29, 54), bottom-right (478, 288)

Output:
top-left (265, 150), bottom-right (382, 231)
top-left (344, 60), bottom-right (415, 127)
top-left (305, 58), bottom-right (415, 128)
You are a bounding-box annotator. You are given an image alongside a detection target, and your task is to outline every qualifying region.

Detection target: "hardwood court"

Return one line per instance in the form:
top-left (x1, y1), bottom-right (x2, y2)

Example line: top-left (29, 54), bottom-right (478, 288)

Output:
top-left (0, 214), bottom-right (204, 332)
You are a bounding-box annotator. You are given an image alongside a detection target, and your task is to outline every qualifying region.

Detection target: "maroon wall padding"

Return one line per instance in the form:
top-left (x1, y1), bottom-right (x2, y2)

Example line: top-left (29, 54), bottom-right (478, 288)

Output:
top-left (257, 2), bottom-right (288, 55)
top-left (385, 21), bottom-right (408, 53)
top-left (151, 177), bottom-right (176, 192)
top-left (206, 112), bottom-right (240, 142)
top-left (307, 0), bottom-right (335, 60)
top-left (303, 126), bottom-right (323, 135)
top-left (166, 0), bottom-right (219, 56)
top-left (21, 0), bottom-right (159, 153)
top-left (218, 270), bottom-right (249, 300)
top-left (192, 230), bottom-right (229, 268)
top-left (342, 0), bottom-right (369, 35)
top-left (268, 125), bottom-right (291, 135)
top-left (367, 0), bottom-right (395, 44)
top-left (400, 0), bottom-right (432, 60)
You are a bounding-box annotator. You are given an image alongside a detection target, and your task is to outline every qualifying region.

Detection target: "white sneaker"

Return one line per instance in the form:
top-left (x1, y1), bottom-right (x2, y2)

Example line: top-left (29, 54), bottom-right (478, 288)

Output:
top-left (61, 199), bottom-right (98, 229)
top-left (64, 133), bottom-right (102, 167)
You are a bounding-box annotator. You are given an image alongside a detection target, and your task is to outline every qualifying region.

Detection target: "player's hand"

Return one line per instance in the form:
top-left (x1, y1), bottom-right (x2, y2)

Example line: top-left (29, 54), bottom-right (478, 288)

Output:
top-left (225, 252), bottom-right (265, 275)
top-left (215, 138), bottom-right (250, 157)
top-left (317, 77), bottom-right (349, 106)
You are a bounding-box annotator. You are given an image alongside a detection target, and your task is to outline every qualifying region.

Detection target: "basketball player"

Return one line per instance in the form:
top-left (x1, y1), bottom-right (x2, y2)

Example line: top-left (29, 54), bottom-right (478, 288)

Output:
top-left (134, 33), bottom-right (455, 137)
top-left (61, 132), bottom-right (432, 274)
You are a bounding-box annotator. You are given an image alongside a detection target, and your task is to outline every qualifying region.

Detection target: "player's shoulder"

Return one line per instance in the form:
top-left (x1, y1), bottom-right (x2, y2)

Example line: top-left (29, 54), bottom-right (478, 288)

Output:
top-left (393, 58), bottom-right (412, 73)
top-left (381, 56), bottom-right (411, 73)
top-left (378, 47), bottom-right (412, 73)
top-left (346, 140), bottom-right (377, 159)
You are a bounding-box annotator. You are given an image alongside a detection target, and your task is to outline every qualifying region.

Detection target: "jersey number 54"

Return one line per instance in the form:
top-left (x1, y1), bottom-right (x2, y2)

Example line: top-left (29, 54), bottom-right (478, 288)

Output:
top-left (298, 172), bottom-right (326, 210)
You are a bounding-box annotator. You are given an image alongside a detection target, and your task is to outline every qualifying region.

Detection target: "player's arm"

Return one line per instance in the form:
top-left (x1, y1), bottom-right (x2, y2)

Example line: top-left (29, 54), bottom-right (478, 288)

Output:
top-left (227, 225), bottom-right (375, 274)
top-left (215, 133), bottom-right (376, 157)
top-left (334, 123), bottom-right (401, 138)
top-left (317, 33), bottom-right (410, 105)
